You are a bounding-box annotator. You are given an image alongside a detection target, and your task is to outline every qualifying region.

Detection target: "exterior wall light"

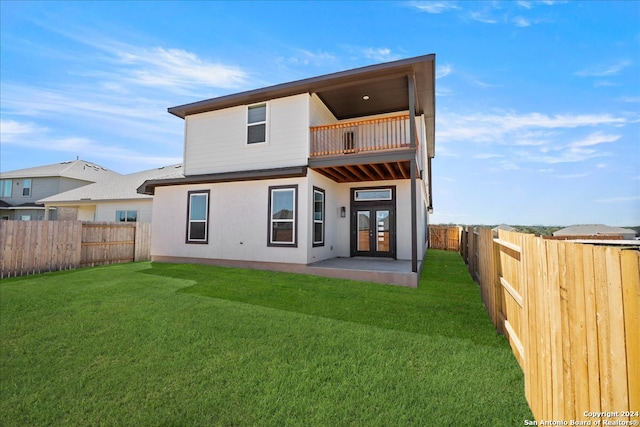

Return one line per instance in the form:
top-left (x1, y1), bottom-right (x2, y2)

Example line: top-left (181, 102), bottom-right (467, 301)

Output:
top-left (340, 206), bottom-right (346, 217)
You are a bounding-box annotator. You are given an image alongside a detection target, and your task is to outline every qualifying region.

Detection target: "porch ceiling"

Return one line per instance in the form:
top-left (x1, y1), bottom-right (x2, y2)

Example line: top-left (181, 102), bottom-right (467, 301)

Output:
top-left (315, 75), bottom-right (410, 120)
top-left (312, 160), bottom-right (412, 183)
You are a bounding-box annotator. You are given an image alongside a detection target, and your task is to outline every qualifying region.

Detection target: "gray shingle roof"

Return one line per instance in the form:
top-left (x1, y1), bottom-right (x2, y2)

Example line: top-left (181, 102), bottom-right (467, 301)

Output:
top-left (0, 159), bottom-right (120, 182)
top-left (38, 164), bottom-right (183, 203)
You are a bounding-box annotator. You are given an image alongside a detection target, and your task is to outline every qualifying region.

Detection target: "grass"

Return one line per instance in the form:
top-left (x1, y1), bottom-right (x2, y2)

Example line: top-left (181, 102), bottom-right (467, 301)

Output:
top-left (0, 250), bottom-right (532, 426)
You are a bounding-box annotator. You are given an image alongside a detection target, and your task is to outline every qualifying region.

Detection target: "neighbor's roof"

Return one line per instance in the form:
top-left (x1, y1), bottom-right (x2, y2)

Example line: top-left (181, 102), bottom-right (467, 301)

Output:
top-left (553, 224), bottom-right (637, 236)
top-left (0, 159), bottom-right (120, 182)
top-left (168, 54), bottom-right (435, 125)
top-left (492, 224), bottom-right (516, 232)
top-left (39, 164), bottom-right (184, 203)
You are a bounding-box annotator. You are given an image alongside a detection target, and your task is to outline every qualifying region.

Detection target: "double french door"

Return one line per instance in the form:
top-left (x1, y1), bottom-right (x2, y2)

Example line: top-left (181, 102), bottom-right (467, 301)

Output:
top-left (351, 206), bottom-right (395, 258)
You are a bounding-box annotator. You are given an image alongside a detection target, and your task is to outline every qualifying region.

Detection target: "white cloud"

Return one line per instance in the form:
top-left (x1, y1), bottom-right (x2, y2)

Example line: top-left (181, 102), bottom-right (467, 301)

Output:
top-left (575, 60), bottom-right (632, 77)
top-left (0, 119), bottom-right (180, 167)
top-left (474, 153), bottom-right (504, 159)
top-left (437, 111), bottom-right (629, 165)
top-left (117, 47), bottom-right (247, 89)
top-left (619, 96), bottom-right (640, 103)
top-left (567, 132), bottom-right (621, 148)
top-left (556, 172), bottom-right (589, 179)
top-left (517, 1), bottom-right (533, 9)
top-left (0, 120), bottom-right (45, 142)
top-left (436, 64), bottom-right (453, 79)
top-left (513, 16), bottom-right (531, 27)
top-left (469, 11), bottom-right (498, 24)
top-left (287, 49), bottom-right (337, 67)
top-left (362, 47), bottom-right (400, 62)
top-left (437, 111), bottom-right (627, 144)
top-left (594, 80), bottom-right (616, 87)
top-left (409, 1), bottom-right (460, 14)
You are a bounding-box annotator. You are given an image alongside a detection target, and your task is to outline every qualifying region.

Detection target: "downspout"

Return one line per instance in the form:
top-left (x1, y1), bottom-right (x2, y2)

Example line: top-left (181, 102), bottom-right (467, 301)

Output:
top-left (408, 74), bottom-right (418, 273)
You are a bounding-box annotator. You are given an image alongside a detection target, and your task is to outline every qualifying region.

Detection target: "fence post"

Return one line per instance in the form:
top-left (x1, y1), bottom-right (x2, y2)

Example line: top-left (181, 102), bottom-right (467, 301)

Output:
top-left (492, 231), bottom-right (504, 334)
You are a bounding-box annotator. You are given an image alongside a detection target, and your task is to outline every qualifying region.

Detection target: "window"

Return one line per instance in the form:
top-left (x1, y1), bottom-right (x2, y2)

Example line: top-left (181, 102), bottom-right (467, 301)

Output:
top-left (354, 189), bottom-right (392, 201)
top-left (1, 179), bottom-right (11, 197)
top-left (247, 103), bottom-right (267, 144)
top-left (313, 187), bottom-right (325, 246)
top-left (268, 185), bottom-right (297, 246)
top-left (186, 190), bottom-right (210, 243)
top-left (22, 179), bottom-right (31, 197)
top-left (116, 210), bottom-right (137, 222)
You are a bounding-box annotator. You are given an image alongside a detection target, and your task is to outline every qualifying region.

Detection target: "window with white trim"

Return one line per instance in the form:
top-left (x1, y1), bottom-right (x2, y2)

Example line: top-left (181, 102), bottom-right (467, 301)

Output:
top-left (313, 187), bottom-right (325, 247)
top-left (22, 179), bottom-right (32, 197)
top-left (186, 190), bottom-right (210, 243)
top-left (268, 185), bottom-right (297, 246)
top-left (116, 210), bottom-right (137, 222)
top-left (247, 103), bottom-right (267, 144)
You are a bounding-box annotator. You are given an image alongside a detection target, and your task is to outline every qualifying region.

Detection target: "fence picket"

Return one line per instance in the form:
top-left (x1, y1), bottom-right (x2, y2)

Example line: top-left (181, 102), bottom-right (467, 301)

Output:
top-left (456, 226), bottom-right (637, 424)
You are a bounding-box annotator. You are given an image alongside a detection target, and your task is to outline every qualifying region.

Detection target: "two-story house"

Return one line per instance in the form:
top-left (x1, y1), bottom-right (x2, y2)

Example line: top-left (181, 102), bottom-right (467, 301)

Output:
top-left (0, 160), bottom-right (120, 221)
top-left (138, 54), bottom-right (436, 286)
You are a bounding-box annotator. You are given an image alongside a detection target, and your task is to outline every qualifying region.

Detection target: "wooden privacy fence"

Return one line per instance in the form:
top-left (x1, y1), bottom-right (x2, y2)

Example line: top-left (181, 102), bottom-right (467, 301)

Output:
top-left (1, 220), bottom-right (151, 278)
top-left (428, 225), bottom-right (461, 251)
top-left (460, 227), bottom-right (639, 425)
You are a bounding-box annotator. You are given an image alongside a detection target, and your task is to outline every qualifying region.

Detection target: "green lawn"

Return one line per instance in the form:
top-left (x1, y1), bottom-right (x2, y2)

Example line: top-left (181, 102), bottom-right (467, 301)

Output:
top-left (0, 250), bottom-right (532, 426)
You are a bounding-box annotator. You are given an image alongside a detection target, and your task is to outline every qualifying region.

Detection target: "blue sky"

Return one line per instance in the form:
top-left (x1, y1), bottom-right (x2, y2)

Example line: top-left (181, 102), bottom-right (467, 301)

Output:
top-left (1, 1), bottom-right (638, 226)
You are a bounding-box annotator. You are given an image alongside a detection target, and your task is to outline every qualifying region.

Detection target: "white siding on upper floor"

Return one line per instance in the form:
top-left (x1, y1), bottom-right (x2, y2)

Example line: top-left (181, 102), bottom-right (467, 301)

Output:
top-left (309, 93), bottom-right (337, 127)
top-left (184, 94), bottom-right (310, 176)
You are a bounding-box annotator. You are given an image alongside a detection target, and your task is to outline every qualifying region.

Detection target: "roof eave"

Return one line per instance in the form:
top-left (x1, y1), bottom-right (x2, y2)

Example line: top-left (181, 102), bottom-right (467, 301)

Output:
top-left (167, 54), bottom-right (436, 119)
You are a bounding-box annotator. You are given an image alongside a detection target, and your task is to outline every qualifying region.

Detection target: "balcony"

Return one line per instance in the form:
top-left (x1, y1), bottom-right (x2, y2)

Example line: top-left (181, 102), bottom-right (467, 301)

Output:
top-left (309, 114), bottom-right (421, 183)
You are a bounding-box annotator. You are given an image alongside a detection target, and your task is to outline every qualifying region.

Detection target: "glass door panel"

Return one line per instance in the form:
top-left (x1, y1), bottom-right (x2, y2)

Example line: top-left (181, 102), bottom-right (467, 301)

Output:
top-left (357, 210), bottom-right (370, 251)
top-left (376, 210), bottom-right (390, 252)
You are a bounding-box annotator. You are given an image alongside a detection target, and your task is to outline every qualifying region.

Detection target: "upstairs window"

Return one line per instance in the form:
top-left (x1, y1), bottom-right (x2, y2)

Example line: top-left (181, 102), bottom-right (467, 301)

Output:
top-left (22, 179), bottom-right (31, 197)
top-left (186, 190), bottom-right (210, 244)
top-left (247, 103), bottom-right (267, 144)
top-left (1, 179), bottom-right (12, 197)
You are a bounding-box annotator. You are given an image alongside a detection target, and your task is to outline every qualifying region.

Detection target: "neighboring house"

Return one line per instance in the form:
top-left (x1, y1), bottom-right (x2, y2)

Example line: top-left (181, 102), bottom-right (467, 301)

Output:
top-left (138, 54), bottom-right (436, 280)
top-left (553, 224), bottom-right (637, 240)
top-left (492, 224), bottom-right (516, 238)
top-left (0, 160), bottom-right (119, 221)
top-left (39, 165), bottom-right (183, 223)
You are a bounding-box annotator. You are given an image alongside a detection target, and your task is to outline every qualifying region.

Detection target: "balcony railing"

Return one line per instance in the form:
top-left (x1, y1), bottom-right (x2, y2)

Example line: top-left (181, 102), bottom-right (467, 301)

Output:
top-left (310, 114), bottom-right (417, 157)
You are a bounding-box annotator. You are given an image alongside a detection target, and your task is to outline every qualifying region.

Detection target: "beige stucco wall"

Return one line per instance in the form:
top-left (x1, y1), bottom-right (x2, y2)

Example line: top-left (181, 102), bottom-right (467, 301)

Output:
top-left (151, 177), bottom-right (310, 264)
top-left (151, 171), bottom-right (425, 266)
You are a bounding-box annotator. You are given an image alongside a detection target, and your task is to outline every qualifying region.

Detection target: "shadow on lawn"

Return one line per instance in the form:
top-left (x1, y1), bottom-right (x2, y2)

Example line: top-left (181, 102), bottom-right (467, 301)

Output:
top-left (141, 252), bottom-right (506, 347)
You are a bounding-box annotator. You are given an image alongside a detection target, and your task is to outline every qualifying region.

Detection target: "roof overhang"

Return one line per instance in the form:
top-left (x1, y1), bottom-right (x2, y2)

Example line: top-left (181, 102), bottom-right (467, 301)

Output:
top-left (138, 166), bottom-right (308, 195)
top-left (167, 54), bottom-right (435, 157)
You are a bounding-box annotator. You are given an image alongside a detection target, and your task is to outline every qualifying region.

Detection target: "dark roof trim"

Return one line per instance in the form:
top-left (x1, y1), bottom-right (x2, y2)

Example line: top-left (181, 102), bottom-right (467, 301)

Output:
top-left (168, 54), bottom-right (435, 119)
top-left (137, 166), bottom-right (308, 195)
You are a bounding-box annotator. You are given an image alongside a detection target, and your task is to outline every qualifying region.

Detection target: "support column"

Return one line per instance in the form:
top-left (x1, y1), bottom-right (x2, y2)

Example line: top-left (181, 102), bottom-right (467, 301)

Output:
top-left (408, 74), bottom-right (418, 273)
